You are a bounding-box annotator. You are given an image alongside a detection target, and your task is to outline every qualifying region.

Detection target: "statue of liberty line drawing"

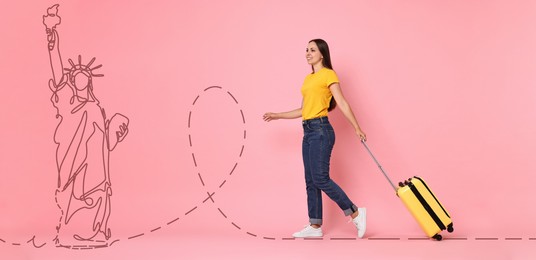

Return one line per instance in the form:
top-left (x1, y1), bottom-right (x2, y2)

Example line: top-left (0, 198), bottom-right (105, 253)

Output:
top-left (42, 4), bottom-right (130, 248)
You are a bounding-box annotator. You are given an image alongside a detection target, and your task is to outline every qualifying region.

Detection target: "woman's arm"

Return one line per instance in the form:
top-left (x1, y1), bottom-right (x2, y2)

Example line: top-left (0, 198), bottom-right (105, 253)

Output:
top-left (263, 106), bottom-right (302, 122)
top-left (329, 83), bottom-right (367, 140)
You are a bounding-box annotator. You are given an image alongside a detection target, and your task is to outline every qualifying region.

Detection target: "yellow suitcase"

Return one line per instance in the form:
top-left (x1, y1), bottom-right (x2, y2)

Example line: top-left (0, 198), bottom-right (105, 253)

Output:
top-left (362, 141), bottom-right (453, 240)
top-left (397, 176), bottom-right (453, 240)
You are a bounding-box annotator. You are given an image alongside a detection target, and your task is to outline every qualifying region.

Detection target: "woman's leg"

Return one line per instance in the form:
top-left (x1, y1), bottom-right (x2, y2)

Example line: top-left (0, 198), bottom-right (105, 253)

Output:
top-left (303, 131), bottom-right (323, 226)
top-left (292, 129), bottom-right (324, 238)
top-left (309, 122), bottom-right (357, 216)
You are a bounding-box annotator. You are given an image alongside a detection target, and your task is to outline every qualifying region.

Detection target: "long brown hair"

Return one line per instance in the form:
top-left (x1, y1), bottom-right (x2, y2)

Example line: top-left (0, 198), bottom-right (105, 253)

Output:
top-left (309, 39), bottom-right (336, 112)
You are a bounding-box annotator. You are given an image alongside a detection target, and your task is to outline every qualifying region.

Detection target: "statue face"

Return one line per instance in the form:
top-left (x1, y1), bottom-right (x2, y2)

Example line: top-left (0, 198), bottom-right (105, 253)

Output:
top-left (73, 72), bottom-right (90, 91)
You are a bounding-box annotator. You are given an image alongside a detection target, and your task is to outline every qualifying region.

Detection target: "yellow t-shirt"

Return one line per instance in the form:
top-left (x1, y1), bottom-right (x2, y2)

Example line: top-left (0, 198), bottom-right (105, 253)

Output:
top-left (301, 68), bottom-right (339, 120)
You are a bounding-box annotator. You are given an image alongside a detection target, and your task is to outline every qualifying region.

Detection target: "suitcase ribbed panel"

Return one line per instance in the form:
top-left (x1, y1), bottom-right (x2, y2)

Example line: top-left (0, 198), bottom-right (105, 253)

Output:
top-left (411, 178), bottom-right (452, 230)
top-left (413, 177), bottom-right (451, 218)
top-left (408, 182), bottom-right (446, 230)
top-left (398, 186), bottom-right (441, 237)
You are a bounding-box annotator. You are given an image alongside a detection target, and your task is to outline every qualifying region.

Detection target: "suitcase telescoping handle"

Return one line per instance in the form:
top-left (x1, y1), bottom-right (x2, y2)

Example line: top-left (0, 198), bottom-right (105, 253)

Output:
top-left (361, 140), bottom-right (398, 192)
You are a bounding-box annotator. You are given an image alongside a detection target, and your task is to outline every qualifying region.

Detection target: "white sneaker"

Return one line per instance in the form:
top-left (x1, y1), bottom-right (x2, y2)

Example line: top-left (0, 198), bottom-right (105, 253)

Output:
top-left (292, 225), bottom-right (323, 238)
top-left (351, 208), bottom-right (367, 238)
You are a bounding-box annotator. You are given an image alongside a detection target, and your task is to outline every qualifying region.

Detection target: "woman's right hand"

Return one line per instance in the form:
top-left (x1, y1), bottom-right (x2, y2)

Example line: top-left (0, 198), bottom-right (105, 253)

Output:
top-left (263, 112), bottom-right (278, 122)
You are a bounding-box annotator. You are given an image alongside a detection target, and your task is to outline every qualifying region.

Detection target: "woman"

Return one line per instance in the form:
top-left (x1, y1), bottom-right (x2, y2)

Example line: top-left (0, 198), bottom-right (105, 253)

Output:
top-left (263, 39), bottom-right (367, 238)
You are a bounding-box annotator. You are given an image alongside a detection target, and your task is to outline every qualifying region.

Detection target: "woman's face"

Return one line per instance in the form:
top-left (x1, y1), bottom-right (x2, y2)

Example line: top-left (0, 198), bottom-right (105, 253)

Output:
top-left (306, 41), bottom-right (323, 67)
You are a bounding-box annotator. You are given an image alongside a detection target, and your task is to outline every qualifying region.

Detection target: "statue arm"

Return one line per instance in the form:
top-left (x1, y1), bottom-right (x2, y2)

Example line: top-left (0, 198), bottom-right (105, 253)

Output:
top-left (43, 4), bottom-right (65, 85)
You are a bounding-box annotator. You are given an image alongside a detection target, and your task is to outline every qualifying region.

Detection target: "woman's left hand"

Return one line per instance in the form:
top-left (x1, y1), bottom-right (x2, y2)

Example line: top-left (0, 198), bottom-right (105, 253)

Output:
top-left (356, 128), bottom-right (367, 141)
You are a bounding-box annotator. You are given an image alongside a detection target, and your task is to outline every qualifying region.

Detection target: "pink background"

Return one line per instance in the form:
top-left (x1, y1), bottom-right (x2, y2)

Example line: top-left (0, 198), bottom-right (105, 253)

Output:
top-left (2, 0), bottom-right (536, 259)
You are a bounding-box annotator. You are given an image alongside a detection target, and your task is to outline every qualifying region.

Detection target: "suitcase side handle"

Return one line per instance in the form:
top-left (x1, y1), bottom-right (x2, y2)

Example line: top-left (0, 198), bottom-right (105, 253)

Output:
top-left (361, 140), bottom-right (398, 192)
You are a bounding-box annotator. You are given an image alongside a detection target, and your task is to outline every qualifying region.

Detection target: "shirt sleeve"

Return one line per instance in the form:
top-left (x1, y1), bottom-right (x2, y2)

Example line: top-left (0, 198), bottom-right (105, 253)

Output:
top-left (326, 70), bottom-right (339, 87)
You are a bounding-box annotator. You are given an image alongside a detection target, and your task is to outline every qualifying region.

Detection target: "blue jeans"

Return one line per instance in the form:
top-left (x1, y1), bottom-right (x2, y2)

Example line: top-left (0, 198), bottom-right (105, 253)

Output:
top-left (302, 116), bottom-right (357, 225)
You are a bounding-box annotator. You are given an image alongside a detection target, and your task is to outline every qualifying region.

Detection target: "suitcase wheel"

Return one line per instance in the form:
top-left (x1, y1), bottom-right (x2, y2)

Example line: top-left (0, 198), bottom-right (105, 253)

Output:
top-left (432, 234), bottom-right (442, 241)
top-left (447, 223), bottom-right (454, 233)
